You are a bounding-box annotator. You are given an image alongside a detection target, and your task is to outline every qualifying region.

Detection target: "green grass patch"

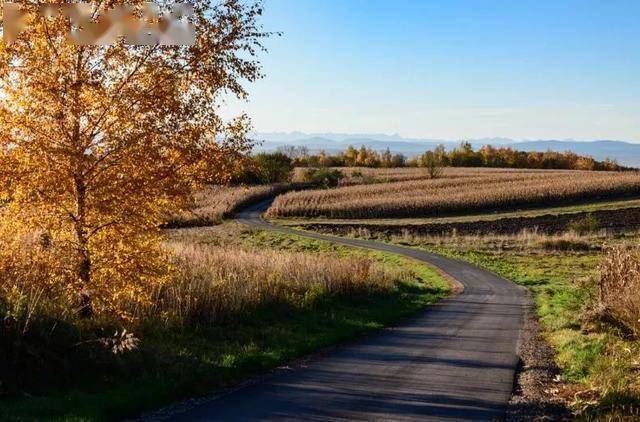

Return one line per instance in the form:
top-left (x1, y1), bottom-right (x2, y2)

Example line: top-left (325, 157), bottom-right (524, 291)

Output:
top-left (416, 245), bottom-right (606, 384)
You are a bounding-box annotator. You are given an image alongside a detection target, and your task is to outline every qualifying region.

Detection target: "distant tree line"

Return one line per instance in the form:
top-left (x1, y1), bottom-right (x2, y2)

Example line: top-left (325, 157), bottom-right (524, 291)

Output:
top-left (278, 145), bottom-right (407, 168)
top-left (277, 142), bottom-right (624, 171)
top-left (229, 152), bottom-right (344, 187)
top-left (229, 142), bottom-right (625, 186)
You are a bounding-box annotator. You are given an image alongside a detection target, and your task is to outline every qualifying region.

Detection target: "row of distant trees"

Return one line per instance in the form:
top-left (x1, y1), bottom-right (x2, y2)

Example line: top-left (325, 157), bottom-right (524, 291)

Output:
top-left (277, 142), bottom-right (624, 171)
top-left (230, 141), bottom-right (626, 186)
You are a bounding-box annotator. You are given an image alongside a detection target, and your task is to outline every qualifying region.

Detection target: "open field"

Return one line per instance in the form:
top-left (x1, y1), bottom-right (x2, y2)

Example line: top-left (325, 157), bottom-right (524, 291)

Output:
top-left (290, 206), bottom-right (640, 238)
top-left (293, 166), bottom-right (601, 186)
top-left (5, 170), bottom-right (640, 420)
top-left (0, 224), bottom-right (449, 420)
top-left (268, 168), bottom-right (640, 219)
top-left (166, 168), bottom-right (525, 228)
top-left (315, 226), bottom-right (640, 418)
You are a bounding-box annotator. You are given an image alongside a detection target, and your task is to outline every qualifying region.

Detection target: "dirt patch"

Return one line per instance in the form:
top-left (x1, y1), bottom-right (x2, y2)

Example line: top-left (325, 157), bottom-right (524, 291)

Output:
top-left (507, 293), bottom-right (573, 421)
top-left (301, 207), bottom-right (640, 238)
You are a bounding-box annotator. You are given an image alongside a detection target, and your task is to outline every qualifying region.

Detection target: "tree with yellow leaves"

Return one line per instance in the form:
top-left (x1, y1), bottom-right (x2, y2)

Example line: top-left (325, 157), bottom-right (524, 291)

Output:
top-left (0, 0), bottom-right (269, 319)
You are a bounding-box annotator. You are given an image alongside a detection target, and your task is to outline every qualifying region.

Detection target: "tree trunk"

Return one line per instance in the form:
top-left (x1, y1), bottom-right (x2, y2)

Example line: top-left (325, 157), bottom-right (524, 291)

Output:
top-left (71, 48), bottom-right (93, 317)
top-left (74, 176), bottom-right (93, 318)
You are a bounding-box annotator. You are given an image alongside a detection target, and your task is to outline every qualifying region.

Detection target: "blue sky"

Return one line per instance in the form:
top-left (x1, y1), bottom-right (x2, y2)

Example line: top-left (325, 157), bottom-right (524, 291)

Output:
top-left (223, 0), bottom-right (640, 141)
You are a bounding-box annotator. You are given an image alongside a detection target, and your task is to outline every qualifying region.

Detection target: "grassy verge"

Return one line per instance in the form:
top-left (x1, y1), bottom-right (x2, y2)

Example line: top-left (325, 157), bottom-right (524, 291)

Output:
top-left (0, 225), bottom-right (449, 421)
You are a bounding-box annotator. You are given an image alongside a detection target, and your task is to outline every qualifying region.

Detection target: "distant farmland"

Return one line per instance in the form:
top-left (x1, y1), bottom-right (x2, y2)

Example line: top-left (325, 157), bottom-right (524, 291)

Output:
top-left (267, 168), bottom-right (640, 219)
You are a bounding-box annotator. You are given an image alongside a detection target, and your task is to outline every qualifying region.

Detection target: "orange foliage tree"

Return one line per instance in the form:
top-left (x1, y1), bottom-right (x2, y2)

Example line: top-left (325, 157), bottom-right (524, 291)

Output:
top-left (0, 0), bottom-right (268, 319)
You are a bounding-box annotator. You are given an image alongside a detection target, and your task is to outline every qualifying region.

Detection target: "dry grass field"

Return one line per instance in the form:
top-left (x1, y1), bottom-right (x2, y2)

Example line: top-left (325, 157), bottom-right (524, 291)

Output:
top-left (167, 184), bottom-right (292, 227)
top-left (598, 246), bottom-right (640, 338)
top-left (161, 232), bottom-right (402, 326)
top-left (293, 166), bottom-right (552, 185)
top-left (268, 168), bottom-right (640, 219)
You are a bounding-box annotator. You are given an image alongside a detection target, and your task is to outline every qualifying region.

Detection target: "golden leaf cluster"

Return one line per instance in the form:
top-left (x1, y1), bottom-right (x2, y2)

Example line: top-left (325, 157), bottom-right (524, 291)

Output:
top-left (0, 0), bottom-right (268, 321)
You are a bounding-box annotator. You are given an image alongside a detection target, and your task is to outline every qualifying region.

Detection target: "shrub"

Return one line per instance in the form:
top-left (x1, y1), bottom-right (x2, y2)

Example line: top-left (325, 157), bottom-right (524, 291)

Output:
top-left (419, 151), bottom-right (443, 179)
top-left (253, 153), bottom-right (293, 183)
top-left (537, 238), bottom-right (594, 252)
top-left (302, 168), bottom-right (344, 188)
top-left (567, 214), bottom-right (600, 235)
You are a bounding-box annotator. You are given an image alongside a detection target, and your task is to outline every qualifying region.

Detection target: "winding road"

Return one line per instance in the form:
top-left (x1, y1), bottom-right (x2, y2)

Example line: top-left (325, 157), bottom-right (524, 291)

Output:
top-left (172, 199), bottom-right (528, 421)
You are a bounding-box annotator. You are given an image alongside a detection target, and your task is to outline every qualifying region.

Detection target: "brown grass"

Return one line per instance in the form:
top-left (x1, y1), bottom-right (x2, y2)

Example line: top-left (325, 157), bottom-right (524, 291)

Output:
top-left (0, 222), bottom-right (409, 379)
top-left (597, 247), bottom-right (640, 337)
top-left (293, 166), bottom-right (551, 186)
top-left (166, 183), bottom-right (291, 227)
top-left (268, 168), bottom-right (640, 219)
top-left (380, 227), bottom-right (604, 253)
top-left (156, 239), bottom-right (404, 326)
top-left (0, 229), bottom-right (76, 334)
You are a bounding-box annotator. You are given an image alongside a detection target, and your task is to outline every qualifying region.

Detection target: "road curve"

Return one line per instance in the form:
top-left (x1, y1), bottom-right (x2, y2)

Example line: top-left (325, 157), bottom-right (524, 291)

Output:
top-left (172, 199), bottom-right (528, 421)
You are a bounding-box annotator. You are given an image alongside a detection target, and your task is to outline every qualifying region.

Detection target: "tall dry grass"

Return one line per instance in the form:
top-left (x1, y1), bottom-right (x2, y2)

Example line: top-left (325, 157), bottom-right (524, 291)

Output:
top-left (1, 226), bottom-right (407, 386)
top-left (597, 247), bottom-right (640, 337)
top-left (379, 227), bottom-right (604, 253)
top-left (268, 169), bottom-right (640, 219)
top-left (2, 232), bottom-right (401, 330)
top-left (0, 229), bottom-right (76, 335)
top-left (157, 242), bottom-right (403, 326)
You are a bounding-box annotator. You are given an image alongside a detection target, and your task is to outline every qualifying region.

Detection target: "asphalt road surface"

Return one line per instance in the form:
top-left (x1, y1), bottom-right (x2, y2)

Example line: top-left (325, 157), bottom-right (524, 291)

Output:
top-left (172, 199), bottom-right (527, 421)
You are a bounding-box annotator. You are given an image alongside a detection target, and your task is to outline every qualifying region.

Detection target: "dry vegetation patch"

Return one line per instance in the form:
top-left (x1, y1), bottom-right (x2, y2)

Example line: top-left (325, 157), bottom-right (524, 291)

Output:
top-left (597, 247), bottom-right (640, 338)
top-left (166, 184), bottom-right (292, 227)
top-left (269, 169), bottom-right (640, 219)
top-left (160, 239), bottom-right (401, 326)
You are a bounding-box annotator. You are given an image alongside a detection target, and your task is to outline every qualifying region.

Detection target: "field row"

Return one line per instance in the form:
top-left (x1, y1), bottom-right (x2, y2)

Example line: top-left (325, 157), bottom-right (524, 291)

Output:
top-left (267, 169), bottom-right (640, 219)
top-left (293, 166), bottom-right (566, 185)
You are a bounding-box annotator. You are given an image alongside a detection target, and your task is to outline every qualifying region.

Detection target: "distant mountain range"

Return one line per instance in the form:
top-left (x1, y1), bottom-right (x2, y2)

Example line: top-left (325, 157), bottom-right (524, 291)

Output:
top-left (252, 132), bottom-right (640, 168)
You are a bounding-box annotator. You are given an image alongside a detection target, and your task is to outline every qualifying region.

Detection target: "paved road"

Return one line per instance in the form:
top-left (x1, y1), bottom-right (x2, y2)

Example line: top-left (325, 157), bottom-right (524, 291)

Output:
top-left (172, 200), bottom-right (527, 421)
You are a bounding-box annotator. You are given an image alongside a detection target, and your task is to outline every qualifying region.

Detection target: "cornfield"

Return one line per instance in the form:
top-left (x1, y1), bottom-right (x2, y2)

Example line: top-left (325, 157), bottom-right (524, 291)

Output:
top-left (167, 184), bottom-right (291, 227)
top-left (293, 166), bottom-right (544, 185)
top-left (267, 169), bottom-right (640, 219)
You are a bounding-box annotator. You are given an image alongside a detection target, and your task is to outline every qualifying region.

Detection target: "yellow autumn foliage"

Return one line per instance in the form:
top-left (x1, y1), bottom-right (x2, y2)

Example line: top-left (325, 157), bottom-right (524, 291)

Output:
top-left (0, 0), bottom-right (268, 321)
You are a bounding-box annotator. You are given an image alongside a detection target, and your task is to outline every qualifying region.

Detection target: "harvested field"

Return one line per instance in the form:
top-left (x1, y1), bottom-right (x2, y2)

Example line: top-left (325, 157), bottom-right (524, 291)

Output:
top-left (293, 166), bottom-right (563, 186)
top-left (300, 207), bottom-right (640, 238)
top-left (268, 169), bottom-right (640, 219)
